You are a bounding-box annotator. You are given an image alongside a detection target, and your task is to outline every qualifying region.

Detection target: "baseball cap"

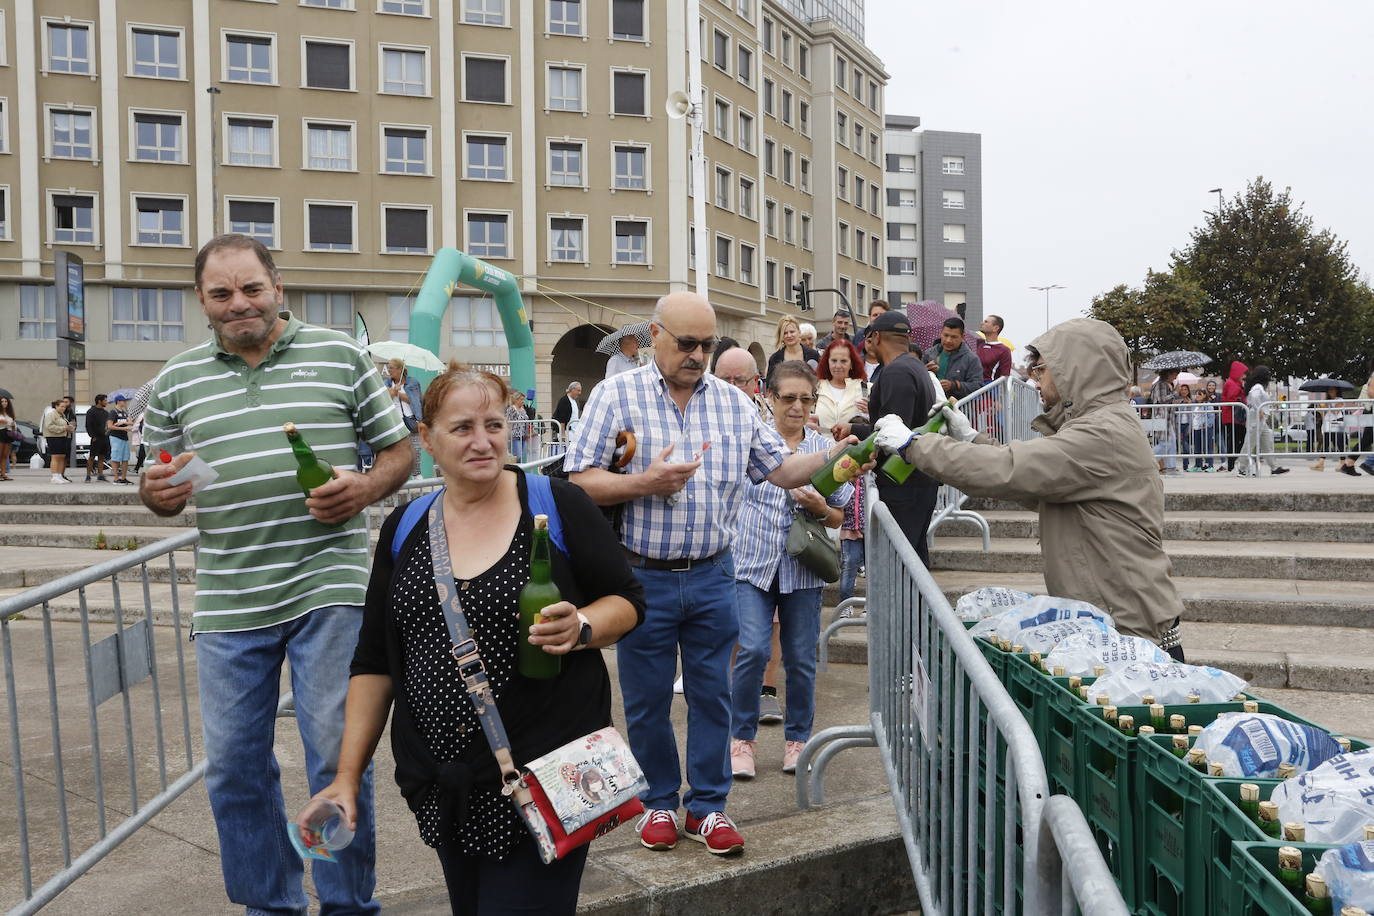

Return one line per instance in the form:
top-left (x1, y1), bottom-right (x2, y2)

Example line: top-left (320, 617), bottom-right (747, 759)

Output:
top-left (867, 310), bottom-right (912, 336)
top-left (114, 394), bottom-right (128, 402)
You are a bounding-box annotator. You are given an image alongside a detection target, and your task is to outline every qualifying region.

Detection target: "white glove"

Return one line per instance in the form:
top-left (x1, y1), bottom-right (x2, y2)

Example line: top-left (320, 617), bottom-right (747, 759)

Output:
top-left (941, 405), bottom-right (978, 442)
top-left (873, 414), bottom-right (916, 454)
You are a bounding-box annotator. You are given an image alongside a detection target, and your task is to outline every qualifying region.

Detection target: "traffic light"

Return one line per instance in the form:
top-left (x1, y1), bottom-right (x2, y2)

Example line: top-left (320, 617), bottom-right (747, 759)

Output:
top-left (792, 277), bottom-right (811, 310)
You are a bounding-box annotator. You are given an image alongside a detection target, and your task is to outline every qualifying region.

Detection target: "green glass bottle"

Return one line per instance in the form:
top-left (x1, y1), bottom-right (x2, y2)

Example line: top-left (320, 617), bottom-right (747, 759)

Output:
top-left (1303, 874), bottom-right (1333, 916)
top-left (283, 422), bottom-right (336, 495)
top-left (1238, 783), bottom-right (1261, 823)
top-left (878, 398), bottom-right (957, 485)
top-left (518, 515), bottom-right (563, 680)
top-left (1149, 703), bottom-right (1167, 733)
top-left (1171, 735), bottom-right (1189, 759)
top-left (809, 432), bottom-right (877, 497)
top-left (1278, 847), bottom-right (1304, 896)
top-left (1258, 801), bottom-right (1282, 838)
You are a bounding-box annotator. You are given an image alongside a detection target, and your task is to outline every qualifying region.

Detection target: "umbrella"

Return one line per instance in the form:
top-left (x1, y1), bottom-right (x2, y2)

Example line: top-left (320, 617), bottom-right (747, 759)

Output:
top-left (1175, 371), bottom-right (1201, 386)
top-left (130, 381), bottom-right (156, 419)
top-left (107, 387), bottom-right (139, 402)
top-left (1141, 350), bottom-right (1212, 371)
top-left (367, 340), bottom-right (446, 373)
top-left (905, 300), bottom-right (958, 352)
top-left (1299, 378), bottom-right (1355, 393)
top-left (0, 387), bottom-right (12, 401)
top-left (596, 321), bottom-right (653, 356)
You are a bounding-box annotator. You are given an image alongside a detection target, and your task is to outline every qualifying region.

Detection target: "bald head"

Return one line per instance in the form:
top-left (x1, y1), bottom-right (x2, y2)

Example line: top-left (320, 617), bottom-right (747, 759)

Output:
top-left (651, 292), bottom-right (718, 394)
top-left (653, 291), bottom-right (715, 327)
top-left (714, 347), bottom-right (760, 394)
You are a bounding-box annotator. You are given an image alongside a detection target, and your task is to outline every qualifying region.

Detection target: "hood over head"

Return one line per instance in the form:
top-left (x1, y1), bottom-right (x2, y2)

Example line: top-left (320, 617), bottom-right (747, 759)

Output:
top-left (1227, 360), bottom-right (1248, 383)
top-left (1027, 318), bottom-right (1132, 426)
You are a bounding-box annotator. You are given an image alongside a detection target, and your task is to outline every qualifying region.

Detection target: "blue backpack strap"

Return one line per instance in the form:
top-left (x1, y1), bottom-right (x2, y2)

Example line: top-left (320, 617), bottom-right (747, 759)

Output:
top-left (524, 472), bottom-right (567, 556)
top-left (391, 489), bottom-right (443, 563)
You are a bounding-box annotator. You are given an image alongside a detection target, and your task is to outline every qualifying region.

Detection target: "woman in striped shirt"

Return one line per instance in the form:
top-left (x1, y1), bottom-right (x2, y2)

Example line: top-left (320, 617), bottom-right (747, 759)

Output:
top-left (728, 361), bottom-right (854, 778)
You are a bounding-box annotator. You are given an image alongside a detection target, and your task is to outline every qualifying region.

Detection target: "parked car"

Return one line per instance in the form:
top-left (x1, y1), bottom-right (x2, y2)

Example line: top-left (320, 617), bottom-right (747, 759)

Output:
top-left (13, 420), bottom-right (40, 464)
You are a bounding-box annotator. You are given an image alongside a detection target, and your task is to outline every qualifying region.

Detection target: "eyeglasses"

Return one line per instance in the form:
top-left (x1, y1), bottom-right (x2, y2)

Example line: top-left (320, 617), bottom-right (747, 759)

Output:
top-left (719, 375), bottom-right (757, 387)
top-left (771, 393), bottom-right (818, 405)
top-left (1027, 363), bottom-right (1048, 380)
top-left (656, 325), bottom-right (720, 355)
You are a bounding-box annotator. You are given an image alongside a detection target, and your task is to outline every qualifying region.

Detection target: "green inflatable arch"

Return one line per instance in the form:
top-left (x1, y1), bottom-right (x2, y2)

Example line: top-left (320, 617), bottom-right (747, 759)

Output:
top-left (407, 247), bottom-right (536, 476)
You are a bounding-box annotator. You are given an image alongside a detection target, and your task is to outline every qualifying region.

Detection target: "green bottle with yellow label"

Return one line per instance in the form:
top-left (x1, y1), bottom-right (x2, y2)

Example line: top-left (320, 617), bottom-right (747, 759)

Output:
top-left (809, 433), bottom-right (877, 498)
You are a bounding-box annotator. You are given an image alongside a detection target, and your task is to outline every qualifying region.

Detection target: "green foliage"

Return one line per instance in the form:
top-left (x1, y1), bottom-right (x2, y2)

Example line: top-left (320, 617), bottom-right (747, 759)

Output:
top-left (1087, 271), bottom-right (1204, 372)
top-left (93, 531), bottom-right (107, 550)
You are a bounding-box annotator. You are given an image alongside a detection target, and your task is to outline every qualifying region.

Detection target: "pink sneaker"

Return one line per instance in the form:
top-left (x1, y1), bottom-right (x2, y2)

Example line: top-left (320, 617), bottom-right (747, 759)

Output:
top-left (783, 740), bottom-right (806, 774)
top-left (730, 738), bottom-right (756, 779)
top-left (636, 808), bottom-right (679, 850)
top-left (685, 811), bottom-right (744, 855)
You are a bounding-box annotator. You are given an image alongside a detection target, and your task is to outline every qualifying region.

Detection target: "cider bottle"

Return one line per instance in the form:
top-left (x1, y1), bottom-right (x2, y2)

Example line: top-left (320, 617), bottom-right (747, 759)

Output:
top-left (1238, 783), bottom-right (1260, 823)
top-left (517, 515), bottom-right (563, 680)
top-left (283, 422), bottom-right (336, 495)
top-left (1278, 846), bottom-right (1304, 896)
top-left (810, 432), bottom-right (877, 497)
top-left (1258, 801), bottom-right (1282, 838)
top-left (1304, 874), bottom-right (1332, 916)
top-left (877, 399), bottom-right (956, 485)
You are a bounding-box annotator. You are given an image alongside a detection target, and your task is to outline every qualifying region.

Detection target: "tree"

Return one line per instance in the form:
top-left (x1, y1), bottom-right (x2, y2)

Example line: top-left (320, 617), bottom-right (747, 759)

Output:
top-left (1088, 270), bottom-right (1204, 374)
top-left (1171, 178), bottom-right (1374, 381)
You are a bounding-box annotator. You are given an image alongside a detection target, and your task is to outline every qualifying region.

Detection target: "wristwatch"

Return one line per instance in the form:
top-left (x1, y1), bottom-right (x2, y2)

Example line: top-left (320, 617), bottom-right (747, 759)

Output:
top-left (575, 612), bottom-right (593, 648)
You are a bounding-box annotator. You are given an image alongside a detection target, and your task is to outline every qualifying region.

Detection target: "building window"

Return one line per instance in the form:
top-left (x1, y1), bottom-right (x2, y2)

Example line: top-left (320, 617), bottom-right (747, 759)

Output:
top-left (111, 288), bottom-right (184, 341)
top-left (0, 187), bottom-right (7, 239)
top-left (134, 196), bottom-right (185, 245)
top-left (464, 0), bottom-right (506, 26)
top-left (548, 0), bottom-right (582, 35)
top-left (944, 257), bottom-right (966, 278)
top-left (835, 55), bottom-right (846, 89)
top-left (783, 265), bottom-right (795, 300)
top-left (611, 0), bottom-right (645, 40)
top-left (463, 56), bottom-right (508, 103)
top-left (712, 30), bottom-right (729, 72)
top-left (737, 0), bottom-right (752, 21)
top-left (870, 185), bottom-right (880, 214)
top-left (547, 66), bottom-right (583, 111)
top-left (888, 221), bottom-right (916, 241)
top-left (888, 153), bottom-right (916, 173)
top-left (799, 157), bottom-right (811, 193)
top-left (782, 206), bottom-right (794, 245)
top-left (465, 134), bottom-right (508, 180)
top-left (19, 285), bottom-right (57, 339)
top-left (383, 126), bottom-right (428, 174)
top-left (837, 222), bottom-right (849, 255)
top-left (382, 0), bottom-right (427, 13)
top-left (130, 27), bottom-right (181, 79)
top-left (943, 224), bottom-right (966, 243)
top-left (50, 109), bottom-right (95, 160)
top-left (871, 243), bottom-right (880, 269)
top-left (780, 90), bottom-right (792, 125)
top-left (227, 198), bottom-right (276, 246)
top-left (836, 166), bottom-right (848, 200)
top-left (0, 100), bottom-right (7, 154)
top-left (763, 138), bottom-right (775, 175)
top-left (306, 202), bottom-right (355, 251)
top-left (869, 81), bottom-right (879, 111)
top-left (52, 193), bottom-right (96, 245)
top-left (798, 43), bottom-right (809, 77)
top-left (780, 30), bottom-right (791, 66)
top-left (765, 258), bottom-right (777, 298)
top-left (943, 189), bottom-right (965, 209)
top-left (549, 141), bottom-right (585, 186)
top-left (854, 176), bottom-right (865, 209)
top-left (301, 292), bottom-right (353, 332)
top-left (942, 155), bottom-right (966, 175)
top-left (383, 206), bottom-right (429, 253)
top-left (887, 188), bottom-right (917, 208)
top-left (304, 39), bottom-right (353, 90)
top-left (762, 18), bottom-right (774, 54)
top-left (305, 121), bottom-right (353, 170)
top-left (713, 98), bottom-right (731, 142)
top-left (450, 296), bottom-right (502, 347)
top-left (798, 101), bottom-right (809, 135)
top-left (225, 33), bottom-right (274, 83)
top-left (47, 23), bottom-right (92, 74)
top-left (132, 112), bottom-right (183, 162)
top-left (713, 235), bottom-right (731, 278)
top-left (889, 257), bottom-right (917, 276)
top-left (737, 46), bottom-right (752, 86)
top-left (836, 111), bottom-right (847, 145)
top-left (738, 176), bottom-right (754, 219)
top-left (303, 0), bottom-right (352, 7)
top-left (855, 122), bottom-right (864, 150)
top-left (782, 148), bottom-right (793, 185)
top-left (613, 219), bottom-right (648, 264)
top-left (737, 110), bottom-right (753, 152)
top-left (714, 166), bottom-right (731, 210)
top-left (853, 67), bottom-right (863, 95)
top-left (388, 294), bottom-right (412, 339)
top-left (838, 276), bottom-right (849, 301)
top-left (612, 144), bottom-right (646, 189)
top-left (869, 132), bottom-right (879, 163)
top-left (854, 229), bottom-right (864, 262)
top-left (800, 214), bottom-right (811, 249)
top-left (466, 212), bottom-right (510, 258)
top-left (612, 71), bottom-right (647, 116)
top-left (549, 216), bottom-right (585, 262)
top-left (762, 79), bottom-right (774, 117)
top-left (764, 198), bottom-right (776, 237)
top-left (226, 116), bottom-right (275, 166)
top-left (381, 47), bottom-right (427, 95)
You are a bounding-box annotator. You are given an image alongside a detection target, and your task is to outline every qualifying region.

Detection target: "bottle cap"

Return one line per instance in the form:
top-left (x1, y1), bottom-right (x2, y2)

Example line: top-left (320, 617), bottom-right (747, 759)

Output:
top-left (1096, 695), bottom-right (1111, 706)
top-left (1015, 645), bottom-right (1027, 656)
top-left (533, 514), bottom-right (549, 531)
top-left (1188, 725), bottom-right (1203, 736)
top-left (1278, 763), bottom-right (1296, 778)
top-left (1258, 800), bottom-right (1278, 820)
top-left (1284, 822), bottom-right (1305, 841)
top-left (1209, 761), bottom-right (1225, 776)
top-left (1277, 846), bottom-right (1301, 869)
top-left (1186, 748), bottom-right (1206, 764)
top-left (159, 449), bottom-right (173, 463)
top-left (1052, 665), bottom-right (1066, 677)
top-left (1068, 676), bottom-right (1082, 689)
top-left (1339, 906), bottom-right (1369, 916)
top-left (1337, 737), bottom-right (1352, 752)
top-left (1103, 705), bottom-right (1118, 721)
top-left (1365, 824), bottom-right (1374, 841)
top-left (1172, 735), bottom-right (1189, 750)
top-left (1140, 694), bottom-right (1155, 705)
top-left (1170, 714), bottom-right (1187, 730)
top-left (282, 422), bottom-right (298, 435)
top-left (1137, 725), bottom-right (1156, 735)
top-left (1149, 703), bottom-right (1165, 718)
top-left (1093, 665), bottom-right (1105, 677)
top-left (1306, 874), bottom-right (1328, 898)
top-left (1117, 714), bottom-right (1135, 731)
top-left (1239, 783), bottom-right (1259, 802)
top-left (1187, 693), bottom-right (1201, 703)
top-left (1242, 699), bottom-right (1259, 713)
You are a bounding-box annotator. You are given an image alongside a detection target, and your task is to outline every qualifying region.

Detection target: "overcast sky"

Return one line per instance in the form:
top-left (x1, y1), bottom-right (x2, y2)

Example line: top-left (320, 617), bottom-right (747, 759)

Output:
top-left (866, 0), bottom-right (1374, 344)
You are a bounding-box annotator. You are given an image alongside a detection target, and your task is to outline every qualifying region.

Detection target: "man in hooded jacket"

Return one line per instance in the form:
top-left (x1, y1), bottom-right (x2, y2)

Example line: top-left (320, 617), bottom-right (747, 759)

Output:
top-left (873, 318), bottom-right (1186, 655)
top-left (1220, 360), bottom-right (1248, 471)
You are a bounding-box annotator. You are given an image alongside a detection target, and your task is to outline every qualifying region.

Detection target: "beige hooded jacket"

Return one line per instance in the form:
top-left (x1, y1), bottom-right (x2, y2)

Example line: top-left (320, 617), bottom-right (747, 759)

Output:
top-left (901, 318), bottom-right (1184, 642)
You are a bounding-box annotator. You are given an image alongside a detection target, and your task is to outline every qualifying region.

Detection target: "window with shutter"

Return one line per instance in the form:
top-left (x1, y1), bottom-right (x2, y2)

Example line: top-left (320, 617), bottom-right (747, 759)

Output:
top-left (308, 203), bottom-right (354, 250)
top-left (384, 208), bottom-right (428, 253)
top-left (612, 72), bottom-right (646, 115)
top-left (464, 57), bottom-right (507, 103)
top-left (611, 0), bottom-right (644, 39)
top-left (305, 41), bottom-right (351, 90)
top-left (228, 199), bottom-right (276, 245)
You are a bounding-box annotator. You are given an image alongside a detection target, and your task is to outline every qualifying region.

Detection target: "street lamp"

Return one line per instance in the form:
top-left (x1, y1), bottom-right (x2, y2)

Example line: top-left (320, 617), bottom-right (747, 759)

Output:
top-left (1208, 187), bottom-right (1223, 213)
top-left (1029, 284), bottom-right (1065, 334)
top-left (207, 86), bottom-right (222, 235)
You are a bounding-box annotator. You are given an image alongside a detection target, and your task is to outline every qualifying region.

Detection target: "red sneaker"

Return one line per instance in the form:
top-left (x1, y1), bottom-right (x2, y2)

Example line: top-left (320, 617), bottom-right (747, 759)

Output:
top-left (684, 811), bottom-right (744, 855)
top-left (636, 808), bottom-right (679, 850)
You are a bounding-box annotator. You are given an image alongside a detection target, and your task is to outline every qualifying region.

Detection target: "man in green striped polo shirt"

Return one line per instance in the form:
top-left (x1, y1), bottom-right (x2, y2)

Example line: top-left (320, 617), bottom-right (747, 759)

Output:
top-left (140, 234), bottom-right (412, 915)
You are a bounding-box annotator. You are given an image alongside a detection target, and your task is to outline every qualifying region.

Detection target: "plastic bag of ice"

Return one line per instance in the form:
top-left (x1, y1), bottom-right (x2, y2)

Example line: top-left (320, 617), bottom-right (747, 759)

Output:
top-left (954, 587), bottom-right (1034, 622)
top-left (1043, 631), bottom-right (1172, 676)
top-left (1270, 749), bottom-right (1374, 842)
top-left (1192, 712), bottom-right (1344, 778)
top-left (1087, 662), bottom-right (1247, 706)
top-left (968, 595), bottom-right (1112, 642)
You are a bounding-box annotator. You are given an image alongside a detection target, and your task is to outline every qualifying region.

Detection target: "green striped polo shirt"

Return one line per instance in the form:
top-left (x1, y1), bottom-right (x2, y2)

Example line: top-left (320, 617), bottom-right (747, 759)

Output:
top-left (144, 313), bottom-right (408, 633)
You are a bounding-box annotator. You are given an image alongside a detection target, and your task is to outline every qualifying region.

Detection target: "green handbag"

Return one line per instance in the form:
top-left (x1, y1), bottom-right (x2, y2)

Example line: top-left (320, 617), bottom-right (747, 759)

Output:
top-left (785, 508), bottom-right (841, 582)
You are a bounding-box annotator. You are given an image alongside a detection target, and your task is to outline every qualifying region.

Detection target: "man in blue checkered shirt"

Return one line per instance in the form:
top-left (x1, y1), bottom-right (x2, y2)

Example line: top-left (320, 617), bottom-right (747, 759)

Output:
top-left (565, 292), bottom-right (865, 856)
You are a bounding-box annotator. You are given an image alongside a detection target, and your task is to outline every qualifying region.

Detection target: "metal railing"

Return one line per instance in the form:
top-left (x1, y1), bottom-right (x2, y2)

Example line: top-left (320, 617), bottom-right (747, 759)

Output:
top-left (1133, 400), bottom-right (1248, 470)
top-left (507, 419), bottom-right (566, 463)
top-left (1, 455), bottom-right (561, 914)
top-left (798, 501), bottom-right (1127, 916)
top-left (1253, 398), bottom-right (1374, 463)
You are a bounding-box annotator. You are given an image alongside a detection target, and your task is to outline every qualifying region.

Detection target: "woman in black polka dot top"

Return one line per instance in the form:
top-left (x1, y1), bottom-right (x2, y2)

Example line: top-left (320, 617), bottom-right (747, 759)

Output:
top-left (314, 364), bottom-right (644, 915)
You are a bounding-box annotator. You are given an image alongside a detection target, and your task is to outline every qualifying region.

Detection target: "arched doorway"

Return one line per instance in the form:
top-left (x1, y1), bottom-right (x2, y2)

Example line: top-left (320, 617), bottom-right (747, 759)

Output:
top-left (551, 323), bottom-right (616, 406)
top-left (747, 342), bottom-right (766, 374)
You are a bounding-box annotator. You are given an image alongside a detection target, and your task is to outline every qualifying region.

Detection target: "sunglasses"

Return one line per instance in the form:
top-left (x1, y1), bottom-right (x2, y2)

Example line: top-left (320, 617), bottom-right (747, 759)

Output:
top-left (657, 325), bottom-right (720, 355)
top-left (771, 393), bottom-right (818, 405)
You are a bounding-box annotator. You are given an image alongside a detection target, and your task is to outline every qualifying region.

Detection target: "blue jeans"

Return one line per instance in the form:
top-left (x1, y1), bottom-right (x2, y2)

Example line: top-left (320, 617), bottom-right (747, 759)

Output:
top-left (839, 538), bottom-right (864, 603)
top-left (195, 606), bottom-right (378, 916)
top-left (617, 552), bottom-right (738, 818)
top-left (730, 580), bottom-right (823, 743)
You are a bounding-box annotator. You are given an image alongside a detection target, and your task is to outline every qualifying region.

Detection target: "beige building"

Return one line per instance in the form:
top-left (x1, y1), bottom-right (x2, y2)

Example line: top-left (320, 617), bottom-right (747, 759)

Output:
top-left (0, 0), bottom-right (887, 417)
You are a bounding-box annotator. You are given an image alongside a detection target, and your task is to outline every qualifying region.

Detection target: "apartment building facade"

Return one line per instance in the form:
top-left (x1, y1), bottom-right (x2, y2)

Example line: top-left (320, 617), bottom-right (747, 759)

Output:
top-left (0, 0), bottom-right (887, 415)
top-left (882, 114), bottom-right (983, 328)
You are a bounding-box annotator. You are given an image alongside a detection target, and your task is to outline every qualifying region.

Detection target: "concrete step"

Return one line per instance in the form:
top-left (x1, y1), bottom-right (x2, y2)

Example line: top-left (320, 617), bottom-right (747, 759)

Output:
top-left (930, 571), bottom-right (1374, 629)
top-left (0, 582), bottom-right (196, 626)
top-left (928, 537), bottom-right (1374, 582)
top-left (0, 504), bottom-right (197, 529)
top-left (0, 523), bottom-right (192, 550)
top-left (936, 509), bottom-right (1374, 544)
top-left (967, 488), bottom-right (1374, 514)
top-left (0, 484), bottom-right (149, 506)
top-left (0, 547), bottom-right (196, 590)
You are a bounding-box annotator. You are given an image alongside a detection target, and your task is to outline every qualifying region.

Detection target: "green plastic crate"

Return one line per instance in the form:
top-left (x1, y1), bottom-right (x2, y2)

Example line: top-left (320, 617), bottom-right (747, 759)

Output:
top-left (1231, 841), bottom-right (1339, 916)
top-left (1202, 778), bottom-right (1283, 916)
top-left (1073, 701), bottom-right (1145, 909)
top-left (1002, 653), bottom-right (1093, 795)
top-left (963, 621), bottom-right (1010, 682)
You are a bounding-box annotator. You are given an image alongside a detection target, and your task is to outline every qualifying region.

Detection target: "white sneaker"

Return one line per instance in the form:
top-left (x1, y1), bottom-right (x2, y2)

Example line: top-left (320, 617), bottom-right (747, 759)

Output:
top-left (51, 474), bottom-right (70, 484)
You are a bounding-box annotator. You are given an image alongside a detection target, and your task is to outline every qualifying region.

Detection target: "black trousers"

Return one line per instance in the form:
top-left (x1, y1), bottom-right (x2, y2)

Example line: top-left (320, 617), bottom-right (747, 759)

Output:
top-left (435, 835), bottom-right (589, 916)
top-left (876, 484), bottom-right (940, 568)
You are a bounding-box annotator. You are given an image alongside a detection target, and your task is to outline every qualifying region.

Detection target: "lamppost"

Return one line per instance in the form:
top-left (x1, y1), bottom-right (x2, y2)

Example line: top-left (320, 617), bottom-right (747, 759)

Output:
top-left (1208, 187), bottom-right (1223, 214)
top-left (1029, 284), bottom-right (1065, 334)
top-left (207, 86), bottom-right (222, 235)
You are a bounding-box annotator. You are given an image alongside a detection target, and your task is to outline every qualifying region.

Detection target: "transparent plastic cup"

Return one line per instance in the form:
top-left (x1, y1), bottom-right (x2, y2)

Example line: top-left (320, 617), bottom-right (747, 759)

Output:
top-left (289, 797), bottom-right (354, 861)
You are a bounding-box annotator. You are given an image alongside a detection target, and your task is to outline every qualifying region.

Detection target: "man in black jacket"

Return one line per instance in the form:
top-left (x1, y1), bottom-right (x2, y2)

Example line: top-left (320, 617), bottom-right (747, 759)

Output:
top-left (552, 381), bottom-right (582, 439)
top-left (921, 317), bottom-right (985, 399)
top-left (84, 394), bottom-right (111, 482)
top-left (830, 310), bottom-right (940, 564)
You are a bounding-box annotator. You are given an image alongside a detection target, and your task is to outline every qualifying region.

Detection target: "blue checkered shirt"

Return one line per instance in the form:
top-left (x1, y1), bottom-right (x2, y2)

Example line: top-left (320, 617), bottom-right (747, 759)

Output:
top-left (732, 427), bottom-right (853, 593)
top-left (564, 362), bottom-right (790, 560)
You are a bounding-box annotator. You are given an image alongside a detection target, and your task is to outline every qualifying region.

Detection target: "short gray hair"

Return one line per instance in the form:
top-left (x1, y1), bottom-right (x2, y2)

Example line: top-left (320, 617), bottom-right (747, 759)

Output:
top-left (566, 380), bottom-right (581, 392)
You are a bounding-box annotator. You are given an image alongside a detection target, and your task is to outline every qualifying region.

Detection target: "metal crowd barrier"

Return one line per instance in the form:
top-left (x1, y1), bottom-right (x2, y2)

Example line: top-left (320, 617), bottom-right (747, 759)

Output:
top-left (1253, 398), bottom-right (1374, 464)
top-left (799, 502), bottom-right (1128, 916)
top-left (1, 455), bottom-right (560, 914)
top-left (1132, 401), bottom-right (1248, 471)
top-left (507, 418), bottom-right (566, 463)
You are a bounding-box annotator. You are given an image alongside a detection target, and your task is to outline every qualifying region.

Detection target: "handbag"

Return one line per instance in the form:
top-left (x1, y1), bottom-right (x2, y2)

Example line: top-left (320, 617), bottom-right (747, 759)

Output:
top-left (786, 508), bottom-right (841, 582)
top-left (423, 494), bottom-right (646, 864)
